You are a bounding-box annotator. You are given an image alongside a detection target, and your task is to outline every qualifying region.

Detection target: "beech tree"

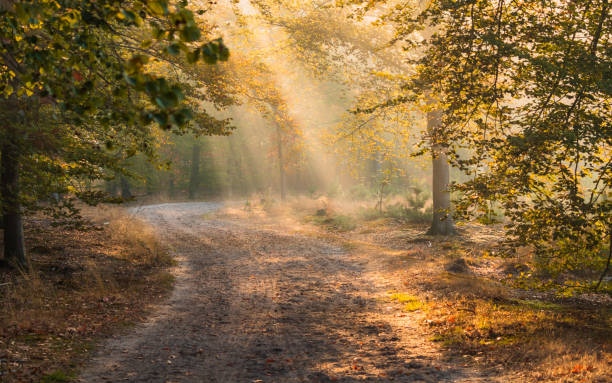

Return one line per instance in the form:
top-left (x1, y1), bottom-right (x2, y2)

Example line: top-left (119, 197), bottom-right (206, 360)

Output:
top-left (0, 0), bottom-right (229, 268)
top-left (347, 0), bottom-right (611, 287)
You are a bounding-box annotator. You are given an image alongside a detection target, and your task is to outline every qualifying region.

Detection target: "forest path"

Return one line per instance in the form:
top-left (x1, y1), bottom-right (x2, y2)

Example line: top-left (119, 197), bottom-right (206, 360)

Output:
top-left (78, 202), bottom-right (491, 383)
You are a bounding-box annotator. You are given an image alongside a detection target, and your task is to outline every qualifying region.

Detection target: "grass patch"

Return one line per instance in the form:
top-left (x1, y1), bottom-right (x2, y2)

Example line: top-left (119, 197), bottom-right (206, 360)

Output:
top-left (388, 292), bottom-right (424, 311)
top-left (40, 371), bottom-right (74, 382)
top-left (434, 326), bottom-right (465, 346)
top-left (388, 292), bottom-right (419, 303)
top-left (513, 299), bottom-right (566, 311)
top-left (403, 300), bottom-right (424, 312)
top-left (360, 203), bottom-right (431, 224)
top-left (150, 271), bottom-right (175, 290)
top-left (109, 213), bottom-right (176, 267)
top-left (306, 214), bottom-right (357, 232)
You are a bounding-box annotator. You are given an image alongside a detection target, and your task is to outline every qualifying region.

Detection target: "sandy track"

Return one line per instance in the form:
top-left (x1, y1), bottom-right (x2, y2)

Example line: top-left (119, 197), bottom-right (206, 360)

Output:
top-left (78, 202), bottom-right (488, 383)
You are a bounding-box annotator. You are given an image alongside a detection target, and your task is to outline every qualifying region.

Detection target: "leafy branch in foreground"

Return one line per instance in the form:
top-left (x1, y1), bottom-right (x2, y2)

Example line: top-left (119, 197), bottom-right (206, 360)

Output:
top-left (343, 0), bottom-right (611, 291)
top-left (0, 0), bottom-right (230, 268)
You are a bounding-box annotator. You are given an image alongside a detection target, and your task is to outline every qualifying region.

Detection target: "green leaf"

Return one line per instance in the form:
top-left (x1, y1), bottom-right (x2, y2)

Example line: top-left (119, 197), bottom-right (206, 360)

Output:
top-left (200, 39), bottom-right (230, 64)
top-left (152, 111), bottom-right (168, 126)
top-left (187, 48), bottom-right (200, 64)
top-left (218, 41), bottom-right (230, 61)
top-left (123, 72), bottom-right (138, 86)
top-left (166, 43), bottom-right (180, 56)
top-left (180, 25), bottom-right (201, 42)
top-left (147, 0), bottom-right (168, 16)
top-left (120, 10), bottom-right (137, 23)
top-left (155, 90), bottom-right (179, 109)
top-left (201, 43), bottom-right (217, 64)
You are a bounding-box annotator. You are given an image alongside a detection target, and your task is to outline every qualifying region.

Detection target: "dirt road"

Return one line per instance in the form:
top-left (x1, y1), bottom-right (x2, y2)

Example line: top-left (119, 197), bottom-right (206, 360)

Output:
top-left (78, 202), bottom-right (489, 382)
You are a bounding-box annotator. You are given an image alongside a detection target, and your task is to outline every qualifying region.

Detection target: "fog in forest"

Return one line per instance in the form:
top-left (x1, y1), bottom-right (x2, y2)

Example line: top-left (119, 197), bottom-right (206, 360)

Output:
top-left (104, 0), bottom-right (442, 227)
top-left (2, 0), bottom-right (611, 381)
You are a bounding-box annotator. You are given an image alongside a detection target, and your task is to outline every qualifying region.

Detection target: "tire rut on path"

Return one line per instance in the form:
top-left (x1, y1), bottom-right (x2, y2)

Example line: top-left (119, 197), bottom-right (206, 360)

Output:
top-left (79, 202), bottom-right (489, 383)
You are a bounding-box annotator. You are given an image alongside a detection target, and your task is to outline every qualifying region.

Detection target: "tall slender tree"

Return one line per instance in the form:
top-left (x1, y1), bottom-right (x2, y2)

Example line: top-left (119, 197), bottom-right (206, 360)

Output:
top-left (189, 142), bottom-right (201, 199)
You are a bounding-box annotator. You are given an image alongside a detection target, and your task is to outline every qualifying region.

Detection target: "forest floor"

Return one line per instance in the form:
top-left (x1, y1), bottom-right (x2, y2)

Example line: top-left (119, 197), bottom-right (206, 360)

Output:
top-left (76, 200), bottom-right (611, 383)
top-left (0, 206), bottom-right (176, 382)
top-left (2, 200), bottom-right (611, 382)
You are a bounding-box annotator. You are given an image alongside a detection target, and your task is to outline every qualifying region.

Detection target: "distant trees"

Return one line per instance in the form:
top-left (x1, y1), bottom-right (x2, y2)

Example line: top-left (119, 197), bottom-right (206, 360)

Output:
top-left (0, 0), bottom-right (229, 267)
top-left (246, 1), bottom-right (455, 231)
top-left (221, 54), bottom-right (305, 201)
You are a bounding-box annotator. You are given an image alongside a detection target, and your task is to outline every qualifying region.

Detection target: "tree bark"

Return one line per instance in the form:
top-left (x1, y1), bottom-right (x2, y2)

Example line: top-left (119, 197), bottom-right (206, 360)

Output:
top-left (595, 228), bottom-right (611, 290)
top-left (276, 124), bottom-right (286, 201)
top-left (168, 175), bottom-right (175, 197)
top-left (426, 109), bottom-right (455, 236)
top-left (120, 176), bottom-right (132, 200)
top-left (1, 131), bottom-right (27, 268)
top-left (189, 142), bottom-right (201, 200)
top-left (105, 180), bottom-right (118, 197)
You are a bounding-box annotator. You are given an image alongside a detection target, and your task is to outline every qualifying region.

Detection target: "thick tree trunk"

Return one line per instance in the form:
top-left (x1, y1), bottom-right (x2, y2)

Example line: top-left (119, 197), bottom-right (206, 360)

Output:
top-left (276, 125), bottom-right (286, 201)
top-left (1, 133), bottom-right (27, 268)
top-left (426, 110), bottom-right (455, 236)
top-left (105, 180), bottom-right (118, 197)
top-left (189, 143), bottom-right (200, 200)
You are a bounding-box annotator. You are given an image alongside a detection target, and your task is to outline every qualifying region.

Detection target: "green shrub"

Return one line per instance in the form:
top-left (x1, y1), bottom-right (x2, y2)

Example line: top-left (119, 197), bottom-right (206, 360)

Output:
top-left (360, 207), bottom-right (385, 221)
top-left (405, 187), bottom-right (428, 210)
top-left (307, 213), bottom-right (357, 232)
top-left (359, 203), bottom-right (432, 224)
top-left (385, 202), bottom-right (431, 223)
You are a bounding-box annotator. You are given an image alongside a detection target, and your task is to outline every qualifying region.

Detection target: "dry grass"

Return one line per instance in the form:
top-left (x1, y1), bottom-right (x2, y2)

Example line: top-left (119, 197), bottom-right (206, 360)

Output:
top-left (422, 292), bottom-right (612, 382)
top-left (104, 209), bottom-right (175, 267)
top-left (392, 244), bottom-right (612, 382)
top-left (0, 206), bottom-right (175, 382)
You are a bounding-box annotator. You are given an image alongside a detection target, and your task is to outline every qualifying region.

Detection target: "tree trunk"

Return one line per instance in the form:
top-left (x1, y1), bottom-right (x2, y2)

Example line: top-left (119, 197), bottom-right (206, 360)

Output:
top-left (596, 227), bottom-right (612, 290)
top-left (426, 109), bottom-right (455, 236)
top-left (168, 175), bottom-right (175, 198)
top-left (120, 176), bottom-right (132, 200)
top-left (189, 142), bottom-right (200, 200)
top-left (1, 132), bottom-right (27, 268)
top-left (276, 124), bottom-right (286, 201)
top-left (105, 180), bottom-right (118, 197)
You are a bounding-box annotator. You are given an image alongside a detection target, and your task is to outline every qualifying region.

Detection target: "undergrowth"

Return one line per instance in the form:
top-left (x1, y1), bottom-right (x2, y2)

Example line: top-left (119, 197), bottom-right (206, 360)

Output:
top-left (424, 293), bottom-right (611, 381)
top-left (410, 243), bottom-right (612, 382)
top-left (0, 206), bottom-right (175, 382)
top-left (360, 203), bottom-right (432, 224)
top-left (306, 213), bottom-right (357, 232)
